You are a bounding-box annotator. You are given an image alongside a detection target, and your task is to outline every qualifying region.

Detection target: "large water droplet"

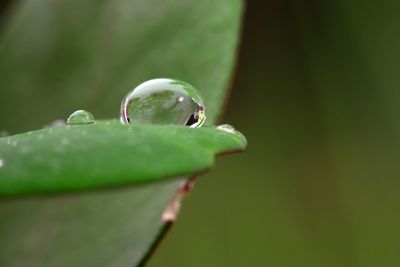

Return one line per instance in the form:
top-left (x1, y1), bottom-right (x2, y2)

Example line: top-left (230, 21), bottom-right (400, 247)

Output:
top-left (67, 110), bottom-right (95, 125)
top-left (120, 78), bottom-right (206, 127)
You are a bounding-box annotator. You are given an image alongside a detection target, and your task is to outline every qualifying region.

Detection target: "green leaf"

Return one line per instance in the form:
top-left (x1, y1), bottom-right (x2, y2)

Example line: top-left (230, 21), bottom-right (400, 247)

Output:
top-left (0, 0), bottom-right (242, 133)
top-left (0, 0), bottom-right (243, 266)
top-left (0, 122), bottom-right (246, 197)
top-left (0, 179), bottom-right (184, 267)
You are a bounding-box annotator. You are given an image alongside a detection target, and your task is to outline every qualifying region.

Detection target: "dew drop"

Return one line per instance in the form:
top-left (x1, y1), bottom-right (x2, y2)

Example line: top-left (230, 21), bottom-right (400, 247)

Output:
top-left (67, 110), bottom-right (95, 125)
top-left (217, 124), bottom-right (236, 133)
top-left (46, 119), bottom-right (66, 128)
top-left (217, 124), bottom-right (247, 146)
top-left (120, 78), bottom-right (206, 127)
top-left (0, 159), bottom-right (4, 168)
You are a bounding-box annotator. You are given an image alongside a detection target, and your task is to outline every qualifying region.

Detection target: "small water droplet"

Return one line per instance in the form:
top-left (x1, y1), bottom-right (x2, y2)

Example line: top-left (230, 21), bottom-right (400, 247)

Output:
top-left (46, 119), bottom-right (66, 128)
top-left (217, 124), bottom-right (236, 133)
top-left (0, 159), bottom-right (4, 168)
top-left (67, 110), bottom-right (95, 125)
top-left (120, 78), bottom-right (206, 127)
top-left (0, 130), bottom-right (9, 137)
top-left (11, 141), bottom-right (17, 147)
top-left (217, 124), bottom-right (247, 146)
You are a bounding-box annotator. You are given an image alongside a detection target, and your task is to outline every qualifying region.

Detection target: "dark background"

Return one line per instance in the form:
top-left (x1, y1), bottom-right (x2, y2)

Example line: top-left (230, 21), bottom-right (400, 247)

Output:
top-left (150, 0), bottom-right (400, 266)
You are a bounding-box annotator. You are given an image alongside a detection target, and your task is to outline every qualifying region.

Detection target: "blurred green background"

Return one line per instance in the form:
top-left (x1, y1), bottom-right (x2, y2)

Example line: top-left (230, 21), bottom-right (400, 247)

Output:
top-left (149, 0), bottom-right (400, 266)
top-left (1, 0), bottom-right (400, 266)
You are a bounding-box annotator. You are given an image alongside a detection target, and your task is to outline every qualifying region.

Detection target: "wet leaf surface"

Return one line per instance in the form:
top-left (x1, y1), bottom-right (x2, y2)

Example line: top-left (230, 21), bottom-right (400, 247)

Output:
top-left (0, 122), bottom-right (246, 197)
top-left (0, 0), bottom-right (243, 266)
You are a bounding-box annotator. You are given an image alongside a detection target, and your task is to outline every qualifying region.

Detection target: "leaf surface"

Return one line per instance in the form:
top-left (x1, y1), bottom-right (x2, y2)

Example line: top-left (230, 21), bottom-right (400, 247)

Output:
top-left (0, 122), bottom-right (246, 197)
top-left (0, 0), bottom-right (243, 266)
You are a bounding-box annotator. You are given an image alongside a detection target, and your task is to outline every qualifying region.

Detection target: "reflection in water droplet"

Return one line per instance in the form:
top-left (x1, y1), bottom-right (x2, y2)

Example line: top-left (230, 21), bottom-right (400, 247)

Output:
top-left (0, 159), bottom-right (4, 168)
top-left (67, 110), bottom-right (95, 125)
top-left (120, 78), bottom-right (206, 127)
top-left (217, 124), bottom-right (236, 133)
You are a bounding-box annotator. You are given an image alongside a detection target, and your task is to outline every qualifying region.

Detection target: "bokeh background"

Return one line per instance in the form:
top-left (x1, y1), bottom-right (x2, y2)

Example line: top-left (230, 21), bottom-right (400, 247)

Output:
top-left (150, 0), bottom-right (400, 266)
top-left (1, 0), bottom-right (400, 266)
